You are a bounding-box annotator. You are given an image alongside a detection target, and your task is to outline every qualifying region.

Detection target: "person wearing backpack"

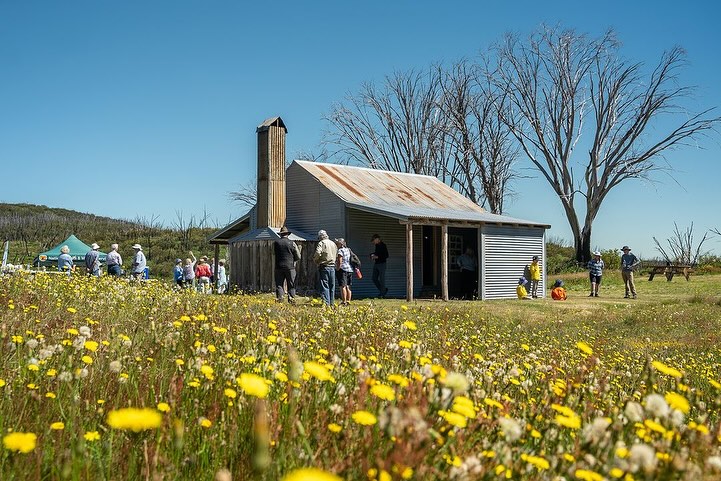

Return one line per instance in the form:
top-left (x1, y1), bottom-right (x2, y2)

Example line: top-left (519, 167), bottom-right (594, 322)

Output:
top-left (334, 238), bottom-right (355, 306)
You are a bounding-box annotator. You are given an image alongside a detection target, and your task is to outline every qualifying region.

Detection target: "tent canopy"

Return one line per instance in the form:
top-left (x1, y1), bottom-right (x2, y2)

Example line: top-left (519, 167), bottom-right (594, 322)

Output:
top-left (35, 235), bottom-right (107, 265)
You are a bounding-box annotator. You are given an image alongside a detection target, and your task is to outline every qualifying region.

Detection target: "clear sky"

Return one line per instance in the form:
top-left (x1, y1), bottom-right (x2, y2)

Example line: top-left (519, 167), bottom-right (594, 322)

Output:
top-left (1, 1), bottom-right (719, 258)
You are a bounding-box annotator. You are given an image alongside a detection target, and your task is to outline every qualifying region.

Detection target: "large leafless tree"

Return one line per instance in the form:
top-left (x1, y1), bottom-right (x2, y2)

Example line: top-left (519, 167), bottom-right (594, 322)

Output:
top-left (325, 65), bottom-right (519, 214)
top-left (494, 26), bottom-right (719, 262)
top-left (324, 68), bottom-right (449, 178)
top-left (438, 59), bottom-right (520, 213)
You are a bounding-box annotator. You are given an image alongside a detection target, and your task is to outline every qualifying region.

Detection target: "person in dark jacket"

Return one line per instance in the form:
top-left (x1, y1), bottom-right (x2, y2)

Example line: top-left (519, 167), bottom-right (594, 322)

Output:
top-left (274, 226), bottom-right (301, 303)
top-left (371, 233), bottom-right (389, 298)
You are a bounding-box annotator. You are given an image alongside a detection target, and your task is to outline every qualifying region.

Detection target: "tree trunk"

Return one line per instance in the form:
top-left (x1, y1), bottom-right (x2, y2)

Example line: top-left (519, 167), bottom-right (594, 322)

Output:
top-left (575, 227), bottom-right (592, 264)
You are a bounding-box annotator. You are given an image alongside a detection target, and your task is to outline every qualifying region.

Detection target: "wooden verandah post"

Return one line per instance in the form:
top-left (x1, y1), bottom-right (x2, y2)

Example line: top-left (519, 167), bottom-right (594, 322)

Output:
top-left (406, 223), bottom-right (413, 302)
top-left (441, 222), bottom-right (448, 301)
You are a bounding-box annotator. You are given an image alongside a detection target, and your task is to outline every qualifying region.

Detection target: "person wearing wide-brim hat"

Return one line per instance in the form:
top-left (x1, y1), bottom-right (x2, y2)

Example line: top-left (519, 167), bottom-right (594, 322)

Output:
top-left (130, 244), bottom-right (147, 280)
top-left (274, 225), bottom-right (301, 303)
top-left (587, 250), bottom-right (605, 297)
top-left (85, 242), bottom-right (102, 277)
top-left (620, 245), bottom-right (640, 299)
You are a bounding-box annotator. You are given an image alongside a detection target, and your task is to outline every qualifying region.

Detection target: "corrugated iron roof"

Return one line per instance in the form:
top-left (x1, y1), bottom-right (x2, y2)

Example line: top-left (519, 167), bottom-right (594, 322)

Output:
top-left (257, 117), bottom-right (287, 133)
top-left (208, 210), bottom-right (252, 244)
top-left (229, 226), bottom-right (314, 243)
top-left (294, 160), bottom-right (549, 227)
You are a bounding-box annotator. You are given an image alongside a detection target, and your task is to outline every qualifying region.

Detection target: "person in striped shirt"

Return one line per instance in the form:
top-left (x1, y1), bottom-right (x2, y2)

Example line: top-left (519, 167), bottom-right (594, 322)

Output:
top-left (587, 251), bottom-right (605, 297)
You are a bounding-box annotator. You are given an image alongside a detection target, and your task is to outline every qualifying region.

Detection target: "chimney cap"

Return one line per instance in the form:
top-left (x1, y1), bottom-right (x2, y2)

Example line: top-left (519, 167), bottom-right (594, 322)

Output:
top-left (256, 116), bottom-right (287, 133)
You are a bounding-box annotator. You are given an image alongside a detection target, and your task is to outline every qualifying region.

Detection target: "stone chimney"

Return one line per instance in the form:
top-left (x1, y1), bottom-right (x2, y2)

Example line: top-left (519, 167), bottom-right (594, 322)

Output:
top-left (256, 117), bottom-right (287, 228)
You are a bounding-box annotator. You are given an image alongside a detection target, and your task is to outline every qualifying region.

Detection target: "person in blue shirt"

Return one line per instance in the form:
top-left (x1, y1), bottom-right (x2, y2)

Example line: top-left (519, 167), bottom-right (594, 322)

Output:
top-left (173, 258), bottom-right (184, 288)
top-left (57, 245), bottom-right (74, 275)
top-left (620, 245), bottom-right (640, 299)
top-left (131, 244), bottom-right (147, 280)
top-left (587, 251), bottom-right (605, 297)
top-left (84, 243), bottom-right (101, 277)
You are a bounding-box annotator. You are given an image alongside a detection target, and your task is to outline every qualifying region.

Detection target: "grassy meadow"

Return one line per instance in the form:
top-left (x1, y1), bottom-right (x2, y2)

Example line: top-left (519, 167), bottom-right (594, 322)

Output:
top-left (1, 271), bottom-right (720, 480)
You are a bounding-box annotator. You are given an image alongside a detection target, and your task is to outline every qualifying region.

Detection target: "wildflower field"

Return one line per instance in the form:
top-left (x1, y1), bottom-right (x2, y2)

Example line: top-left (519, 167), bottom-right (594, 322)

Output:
top-left (1, 272), bottom-right (721, 480)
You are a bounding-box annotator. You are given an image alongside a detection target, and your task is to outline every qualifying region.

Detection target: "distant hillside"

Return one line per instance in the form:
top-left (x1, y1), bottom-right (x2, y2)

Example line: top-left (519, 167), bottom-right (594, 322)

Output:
top-left (0, 203), bottom-right (226, 279)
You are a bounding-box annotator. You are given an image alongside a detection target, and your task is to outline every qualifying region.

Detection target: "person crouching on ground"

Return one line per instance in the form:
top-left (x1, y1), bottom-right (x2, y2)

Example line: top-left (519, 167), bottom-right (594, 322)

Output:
top-left (517, 277), bottom-right (530, 299)
top-left (551, 279), bottom-right (567, 300)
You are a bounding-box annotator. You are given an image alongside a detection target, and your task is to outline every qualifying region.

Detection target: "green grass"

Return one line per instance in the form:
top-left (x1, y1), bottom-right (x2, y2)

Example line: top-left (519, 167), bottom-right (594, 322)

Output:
top-left (0, 272), bottom-right (720, 480)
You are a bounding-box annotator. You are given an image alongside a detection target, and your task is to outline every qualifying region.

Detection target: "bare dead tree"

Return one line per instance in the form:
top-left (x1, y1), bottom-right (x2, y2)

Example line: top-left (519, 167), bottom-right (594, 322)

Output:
top-left (172, 210), bottom-right (196, 251)
top-left (653, 222), bottom-right (710, 266)
top-left (228, 178), bottom-right (257, 209)
top-left (438, 59), bottom-right (520, 213)
top-left (494, 26), bottom-right (720, 262)
top-left (324, 67), bottom-right (449, 177)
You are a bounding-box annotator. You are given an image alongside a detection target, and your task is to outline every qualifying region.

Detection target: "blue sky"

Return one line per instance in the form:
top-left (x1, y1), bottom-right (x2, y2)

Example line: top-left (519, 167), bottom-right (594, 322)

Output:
top-left (1, 1), bottom-right (719, 258)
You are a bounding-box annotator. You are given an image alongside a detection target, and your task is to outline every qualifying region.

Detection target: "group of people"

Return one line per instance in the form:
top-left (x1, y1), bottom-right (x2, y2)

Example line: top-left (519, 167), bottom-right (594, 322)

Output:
top-left (273, 227), bottom-right (389, 307)
top-left (172, 252), bottom-right (227, 293)
top-left (516, 245), bottom-right (642, 300)
top-left (585, 245), bottom-right (641, 299)
top-left (58, 242), bottom-right (146, 279)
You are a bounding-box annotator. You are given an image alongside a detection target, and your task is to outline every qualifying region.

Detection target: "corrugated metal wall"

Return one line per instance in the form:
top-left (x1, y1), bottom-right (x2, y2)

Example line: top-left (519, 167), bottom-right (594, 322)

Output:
top-left (345, 209), bottom-right (423, 298)
top-left (285, 163), bottom-right (348, 235)
top-left (481, 225), bottom-right (546, 300)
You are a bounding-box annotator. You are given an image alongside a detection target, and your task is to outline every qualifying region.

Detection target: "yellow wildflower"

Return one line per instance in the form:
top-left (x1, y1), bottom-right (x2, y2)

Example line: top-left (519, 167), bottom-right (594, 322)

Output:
top-left (106, 408), bottom-right (162, 432)
top-left (50, 422), bottom-right (65, 430)
top-left (84, 431), bottom-right (100, 441)
top-left (351, 410), bottom-right (378, 426)
top-left (651, 361), bottom-right (682, 379)
top-left (370, 383), bottom-right (396, 401)
top-left (281, 468), bottom-right (341, 481)
top-left (238, 373), bottom-right (269, 398)
top-left (3, 432), bottom-right (37, 453)
top-left (303, 361), bottom-right (332, 382)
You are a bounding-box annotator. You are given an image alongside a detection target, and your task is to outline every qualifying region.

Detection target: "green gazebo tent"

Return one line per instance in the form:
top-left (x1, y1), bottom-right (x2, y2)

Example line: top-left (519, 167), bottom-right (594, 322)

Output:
top-left (35, 235), bottom-right (107, 267)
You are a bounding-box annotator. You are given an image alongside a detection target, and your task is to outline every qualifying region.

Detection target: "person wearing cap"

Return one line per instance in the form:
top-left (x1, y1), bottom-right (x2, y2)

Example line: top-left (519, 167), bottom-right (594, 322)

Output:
top-left (370, 234), bottom-right (389, 298)
top-left (85, 242), bottom-right (102, 277)
top-left (106, 243), bottom-right (123, 277)
top-left (517, 277), bottom-right (530, 299)
top-left (587, 251), bottom-right (605, 297)
top-left (314, 229), bottom-right (338, 306)
top-left (130, 244), bottom-right (146, 280)
top-left (334, 238), bottom-right (355, 306)
top-left (273, 226), bottom-right (301, 302)
top-left (620, 245), bottom-right (640, 299)
top-left (528, 255), bottom-right (542, 298)
top-left (551, 279), bottom-right (567, 300)
top-left (173, 258), bottom-right (184, 288)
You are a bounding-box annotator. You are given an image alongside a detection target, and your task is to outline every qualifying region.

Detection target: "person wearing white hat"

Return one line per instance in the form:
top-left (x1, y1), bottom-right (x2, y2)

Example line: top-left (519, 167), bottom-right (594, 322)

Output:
top-left (85, 242), bottom-right (101, 277)
top-left (106, 243), bottom-right (123, 277)
top-left (587, 251), bottom-right (605, 297)
top-left (131, 244), bottom-right (146, 280)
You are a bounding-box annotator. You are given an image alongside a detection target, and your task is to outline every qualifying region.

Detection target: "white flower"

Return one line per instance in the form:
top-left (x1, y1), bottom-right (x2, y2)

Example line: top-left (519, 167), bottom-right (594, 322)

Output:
top-left (109, 361), bottom-right (122, 373)
top-left (26, 339), bottom-right (38, 349)
top-left (706, 456), bottom-right (721, 472)
top-left (442, 372), bottom-right (470, 396)
top-left (629, 444), bottom-right (657, 473)
top-left (583, 417), bottom-right (611, 444)
top-left (644, 394), bottom-right (670, 419)
top-left (79, 326), bottom-right (91, 337)
top-left (498, 417), bottom-right (523, 442)
top-left (624, 401), bottom-right (644, 422)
